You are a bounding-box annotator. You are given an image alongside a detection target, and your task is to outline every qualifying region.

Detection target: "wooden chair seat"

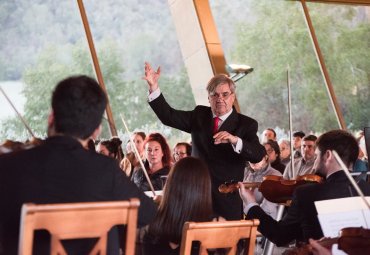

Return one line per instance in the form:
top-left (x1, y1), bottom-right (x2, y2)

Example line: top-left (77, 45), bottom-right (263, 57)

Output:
top-left (179, 219), bottom-right (259, 255)
top-left (18, 199), bottom-right (140, 255)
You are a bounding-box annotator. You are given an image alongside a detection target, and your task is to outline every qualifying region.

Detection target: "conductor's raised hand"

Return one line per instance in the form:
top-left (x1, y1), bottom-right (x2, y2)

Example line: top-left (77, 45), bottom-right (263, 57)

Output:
top-left (143, 62), bottom-right (161, 92)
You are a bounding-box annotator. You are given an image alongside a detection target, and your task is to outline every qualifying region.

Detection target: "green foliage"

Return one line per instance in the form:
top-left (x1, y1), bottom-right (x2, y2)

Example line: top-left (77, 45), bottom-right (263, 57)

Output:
top-left (1, 0), bottom-right (369, 142)
top-left (0, 39), bottom-right (194, 144)
top-left (228, 1), bottom-right (370, 133)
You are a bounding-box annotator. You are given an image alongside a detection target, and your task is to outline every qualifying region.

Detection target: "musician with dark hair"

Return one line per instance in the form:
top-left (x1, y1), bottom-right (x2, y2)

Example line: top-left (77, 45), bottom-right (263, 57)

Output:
top-left (239, 129), bottom-right (370, 247)
top-left (0, 75), bottom-right (157, 255)
top-left (132, 132), bottom-right (172, 192)
top-left (142, 157), bottom-right (215, 255)
top-left (96, 136), bottom-right (124, 162)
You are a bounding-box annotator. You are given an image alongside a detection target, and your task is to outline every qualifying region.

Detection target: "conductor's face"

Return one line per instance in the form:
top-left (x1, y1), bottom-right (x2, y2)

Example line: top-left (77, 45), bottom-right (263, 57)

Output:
top-left (208, 83), bottom-right (235, 116)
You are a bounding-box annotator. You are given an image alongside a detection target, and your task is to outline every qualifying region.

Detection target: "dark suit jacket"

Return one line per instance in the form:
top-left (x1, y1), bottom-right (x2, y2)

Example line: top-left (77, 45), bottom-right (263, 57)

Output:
top-left (246, 170), bottom-right (370, 246)
top-left (0, 136), bottom-right (157, 255)
top-left (149, 94), bottom-right (266, 220)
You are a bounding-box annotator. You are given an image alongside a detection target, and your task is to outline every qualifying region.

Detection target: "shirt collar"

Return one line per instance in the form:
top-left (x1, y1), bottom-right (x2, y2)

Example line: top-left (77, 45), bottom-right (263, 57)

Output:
top-left (213, 108), bottom-right (233, 121)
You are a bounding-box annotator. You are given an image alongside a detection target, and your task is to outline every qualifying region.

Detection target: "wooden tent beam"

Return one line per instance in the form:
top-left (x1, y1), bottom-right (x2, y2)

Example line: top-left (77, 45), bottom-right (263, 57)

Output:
top-left (77, 0), bottom-right (118, 136)
top-left (300, 0), bottom-right (347, 129)
top-left (300, 0), bottom-right (370, 5)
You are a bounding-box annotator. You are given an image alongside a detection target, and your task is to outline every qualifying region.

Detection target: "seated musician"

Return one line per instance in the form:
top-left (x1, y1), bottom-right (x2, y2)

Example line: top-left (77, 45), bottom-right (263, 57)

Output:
top-left (120, 131), bottom-right (147, 178)
top-left (239, 129), bottom-right (370, 247)
top-left (96, 136), bottom-right (123, 163)
top-left (132, 132), bottom-right (171, 191)
top-left (141, 157), bottom-right (221, 255)
top-left (0, 75), bottom-right (157, 255)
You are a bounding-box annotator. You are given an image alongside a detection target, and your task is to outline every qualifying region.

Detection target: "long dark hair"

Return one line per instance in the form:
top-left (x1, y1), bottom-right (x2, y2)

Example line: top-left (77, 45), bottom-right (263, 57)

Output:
top-left (98, 137), bottom-right (123, 160)
top-left (148, 157), bottom-right (213, 243)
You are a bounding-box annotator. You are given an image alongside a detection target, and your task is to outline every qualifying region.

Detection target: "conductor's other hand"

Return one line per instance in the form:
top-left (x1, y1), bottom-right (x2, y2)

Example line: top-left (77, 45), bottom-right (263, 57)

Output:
top-left (213, 131), bottom-right (238, 145)
top-left (238, 182), bottom-right (256, 205)
top-left (143, 62), bottom-right (161, 93)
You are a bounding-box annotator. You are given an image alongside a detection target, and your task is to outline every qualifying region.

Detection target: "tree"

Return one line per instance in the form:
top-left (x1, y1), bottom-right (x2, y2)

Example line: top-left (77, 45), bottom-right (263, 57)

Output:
top-left (0, 39), bottom-right (195, 144)
top-left (224, 1), bottom-right (370, 133)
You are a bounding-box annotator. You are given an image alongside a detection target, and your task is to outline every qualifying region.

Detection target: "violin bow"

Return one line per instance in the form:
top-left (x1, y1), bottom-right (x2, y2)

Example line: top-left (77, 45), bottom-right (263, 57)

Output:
top-left (333, 150), bottom-right (370, 210)
top-left (120, 113), bottom-right (156, 196)
top-left (77, 0), bottom-right (119, 138)
top-left (263, 69), bottom-right (294, 255)
top-left (0, 85), bottom-right (35, 138)
top-left (287, 67), bottom-right (295, 175)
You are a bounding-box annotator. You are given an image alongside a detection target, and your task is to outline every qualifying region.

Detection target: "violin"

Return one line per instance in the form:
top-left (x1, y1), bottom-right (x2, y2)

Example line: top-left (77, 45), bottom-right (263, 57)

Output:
top-left (283, 227), bottom-right (370, 255)
top-left (0, 137), bottom-right (44, 155)
top-left (218, 174), bottom-right (323, 204)
top-left (337, 227), bottom-right (370, 255)
top-left (0, 139), bottom-right (24, 154)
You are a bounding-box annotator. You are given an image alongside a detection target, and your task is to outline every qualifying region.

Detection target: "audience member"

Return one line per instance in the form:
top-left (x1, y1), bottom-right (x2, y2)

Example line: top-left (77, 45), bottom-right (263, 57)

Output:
top-left (132, 133), bottom-right (171, 191)
top-left (353, 135), bottom-right (369, 173)
top-left (141, 157), bottom-right (217, 255)
top-left (244, 154), bottom-right (282, 219)
top-left (172, 142), bottom-right (192, 162)
top-left (292, 131), bottom-right (305, 159)
top-left (261, 128), bottom-right (277, 143)
top-left (283, 135), bottom-right (317, 180)
top-left (264, 139), bottom-right (285, 174)
top-left (278, 139), bottom-right (291, 166)
top-left (0, 75), bottom-right (157, 254)
top-left (239, 129), bottom-right (370, 246)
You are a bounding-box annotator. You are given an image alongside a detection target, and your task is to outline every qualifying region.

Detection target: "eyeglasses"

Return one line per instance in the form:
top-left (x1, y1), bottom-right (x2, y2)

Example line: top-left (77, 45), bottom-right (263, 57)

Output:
top-left (209, 92), bottom-right (233, 100)
top-left (266, 149), bottom-right (275, 154)
top-left (173, 152), bottom-right (187, 157)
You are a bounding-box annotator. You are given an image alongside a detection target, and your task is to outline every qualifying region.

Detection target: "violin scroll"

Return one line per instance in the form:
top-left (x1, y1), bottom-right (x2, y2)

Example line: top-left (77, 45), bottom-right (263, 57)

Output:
top-left (218, 181), bottom-right (239, 193)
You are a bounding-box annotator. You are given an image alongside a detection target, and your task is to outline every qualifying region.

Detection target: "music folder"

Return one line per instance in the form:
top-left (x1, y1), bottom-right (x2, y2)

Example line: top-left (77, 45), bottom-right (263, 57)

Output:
top-left (315, 197), bottom-right (370, 255)
top-left (315, 196), bottom-right (370, 237)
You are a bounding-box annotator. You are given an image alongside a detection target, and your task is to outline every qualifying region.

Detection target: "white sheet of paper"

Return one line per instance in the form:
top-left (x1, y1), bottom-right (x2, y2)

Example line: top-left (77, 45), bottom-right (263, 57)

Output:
top-left (144, 190), bottom-right (163, 197)
top-left (315, 196), bottom-right (370, 237)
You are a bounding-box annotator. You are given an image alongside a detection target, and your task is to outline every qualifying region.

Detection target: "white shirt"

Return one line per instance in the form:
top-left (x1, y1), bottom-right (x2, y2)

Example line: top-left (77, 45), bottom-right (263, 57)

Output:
top-left (148, 88), bottom-right (242, 154)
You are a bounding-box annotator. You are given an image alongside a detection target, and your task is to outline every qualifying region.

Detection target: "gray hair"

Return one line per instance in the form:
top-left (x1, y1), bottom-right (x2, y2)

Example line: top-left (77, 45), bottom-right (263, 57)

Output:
top-left (206, 74), bottom-right (236, 94)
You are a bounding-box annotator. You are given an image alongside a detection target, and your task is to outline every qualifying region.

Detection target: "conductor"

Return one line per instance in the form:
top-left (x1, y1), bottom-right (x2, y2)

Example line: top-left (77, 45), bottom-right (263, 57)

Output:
top-left (143, 62), bottom-right (266, 220)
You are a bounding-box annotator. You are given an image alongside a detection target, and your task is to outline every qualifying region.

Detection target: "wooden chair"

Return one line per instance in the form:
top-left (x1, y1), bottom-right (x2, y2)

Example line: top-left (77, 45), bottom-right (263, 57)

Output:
top-left (179, 219), bottom-right (259, 255)
top-left (18, 199), bottom-right (140, 255)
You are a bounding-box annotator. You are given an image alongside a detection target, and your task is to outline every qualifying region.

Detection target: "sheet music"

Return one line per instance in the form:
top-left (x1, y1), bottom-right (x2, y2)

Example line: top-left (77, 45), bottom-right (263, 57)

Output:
top-left (144, 190), bottom-right (163, 197)
top-left (315, 196), bottom-right (370, 237)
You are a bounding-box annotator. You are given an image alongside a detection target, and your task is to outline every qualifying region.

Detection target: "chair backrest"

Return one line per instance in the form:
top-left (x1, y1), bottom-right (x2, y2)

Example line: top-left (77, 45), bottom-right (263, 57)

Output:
top-left (18, 199), bottom-right (140, 255)
top-left (179, 219), bottom-right (259, 255)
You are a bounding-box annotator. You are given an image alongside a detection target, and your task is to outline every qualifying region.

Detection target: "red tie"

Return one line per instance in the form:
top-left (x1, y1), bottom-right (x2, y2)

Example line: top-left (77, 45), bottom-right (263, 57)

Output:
top-left (213, 117), bottom-right (220, 134)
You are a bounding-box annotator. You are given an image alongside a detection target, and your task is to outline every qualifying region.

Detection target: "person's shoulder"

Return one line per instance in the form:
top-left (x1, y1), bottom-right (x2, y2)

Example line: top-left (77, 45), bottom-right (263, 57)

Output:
top-left (0, 142), bottom-right (45, 165)
top-left (81, 153), bottom-right (121, 174)
top-left (267, 166), bottom-right (283, 176)
top-left (294, 182), bottom-right (322, 199)
top-left (237, 112), bottom-right (258, 125)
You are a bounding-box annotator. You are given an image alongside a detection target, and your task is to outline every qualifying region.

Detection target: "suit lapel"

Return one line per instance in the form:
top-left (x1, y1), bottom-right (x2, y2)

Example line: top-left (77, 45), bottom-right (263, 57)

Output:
top-left (218, 110), bottom-right (239, 133)
top-left (207, 108), bottom-right (215, 136)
